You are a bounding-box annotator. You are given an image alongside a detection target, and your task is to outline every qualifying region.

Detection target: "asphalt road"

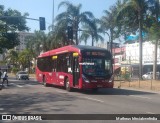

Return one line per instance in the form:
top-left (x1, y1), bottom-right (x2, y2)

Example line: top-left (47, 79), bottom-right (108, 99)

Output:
top-left (0, 76), bottom-right (160, 123)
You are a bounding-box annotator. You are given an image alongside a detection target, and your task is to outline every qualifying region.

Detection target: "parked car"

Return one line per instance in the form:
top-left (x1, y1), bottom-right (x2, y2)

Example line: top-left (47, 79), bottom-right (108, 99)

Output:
top-left (142, 72), bottom-right (160, 80)
top-left (16, 71), bottom-right (29, 80)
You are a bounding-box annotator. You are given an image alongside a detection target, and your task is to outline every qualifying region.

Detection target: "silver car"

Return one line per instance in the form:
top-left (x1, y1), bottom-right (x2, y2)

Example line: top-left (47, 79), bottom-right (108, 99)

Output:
top-left (142, 72), bottom-right (160, 80)
top-left (16, 71), bottom-right (29, 80)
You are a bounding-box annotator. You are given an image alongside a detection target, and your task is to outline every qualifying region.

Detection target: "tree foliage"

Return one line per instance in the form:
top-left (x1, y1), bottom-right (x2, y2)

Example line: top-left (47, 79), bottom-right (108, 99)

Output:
top-left (55, 1), bottom-right (95, 45)
top-left (0, 5), bottom-right (29, 53)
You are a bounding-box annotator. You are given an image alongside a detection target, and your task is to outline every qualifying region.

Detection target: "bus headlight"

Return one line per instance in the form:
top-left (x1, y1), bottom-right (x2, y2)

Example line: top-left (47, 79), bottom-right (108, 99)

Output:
top-left (82, 75), bottom-right (90, 83)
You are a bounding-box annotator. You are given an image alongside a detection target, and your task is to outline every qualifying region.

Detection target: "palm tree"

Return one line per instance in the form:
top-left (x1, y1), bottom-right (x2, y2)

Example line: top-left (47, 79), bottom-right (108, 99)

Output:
top-left (147, 0), bottom-right (160, 79)
top-left (117, 0), bottom-right (148, 79)
top-left (79, 19), bottom-right (104, 46)
top-left (5, 49), bottom-right (18, 66)
top-left (56, 1), bottom-right (95, 45)
top-left (25, 31), bottom-right (49, 57)
top-left (101, 4), bottom-right (119, 54)
top-left (48, 23), bottom-right (69, 48)
top-left (18, 49), bottom-right (32, 72)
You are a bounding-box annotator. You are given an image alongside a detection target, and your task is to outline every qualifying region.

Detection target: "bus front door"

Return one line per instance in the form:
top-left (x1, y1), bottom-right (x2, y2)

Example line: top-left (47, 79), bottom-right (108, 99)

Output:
top-left (73, 57), bottom-right (79, 86)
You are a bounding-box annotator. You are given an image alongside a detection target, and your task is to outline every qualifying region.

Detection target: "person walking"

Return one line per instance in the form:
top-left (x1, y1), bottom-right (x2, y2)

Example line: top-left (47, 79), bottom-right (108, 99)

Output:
top-left (1, 71), bottom-right (9, 88)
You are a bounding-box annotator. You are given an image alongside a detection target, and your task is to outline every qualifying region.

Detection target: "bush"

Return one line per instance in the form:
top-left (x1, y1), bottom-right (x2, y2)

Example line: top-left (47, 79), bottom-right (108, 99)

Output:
top-left (121, 72), bottom-right (131, 81)
top-left (11, 67), bottom-right (19, 74)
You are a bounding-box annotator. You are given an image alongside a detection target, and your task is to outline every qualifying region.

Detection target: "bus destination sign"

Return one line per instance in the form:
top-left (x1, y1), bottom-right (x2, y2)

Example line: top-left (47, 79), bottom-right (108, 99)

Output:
top-left (85, 51), bottom-right (106, 56)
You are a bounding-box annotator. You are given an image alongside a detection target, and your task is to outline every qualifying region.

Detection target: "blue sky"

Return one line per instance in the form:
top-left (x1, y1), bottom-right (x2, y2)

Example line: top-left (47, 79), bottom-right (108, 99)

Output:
top-left (1, 0), bottom-right (117, 33)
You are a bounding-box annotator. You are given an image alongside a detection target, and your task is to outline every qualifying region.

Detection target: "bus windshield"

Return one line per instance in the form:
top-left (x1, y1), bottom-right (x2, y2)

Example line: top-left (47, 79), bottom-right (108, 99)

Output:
top-left (82, 58), bottom-right (112, 77)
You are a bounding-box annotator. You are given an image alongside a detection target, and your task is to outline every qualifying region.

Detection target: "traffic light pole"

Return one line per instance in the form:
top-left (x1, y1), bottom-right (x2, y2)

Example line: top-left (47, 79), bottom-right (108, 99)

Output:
top-left (0, 16), bottom-right (46, 30)
top-left (0, 16), bottom-right (38, 21)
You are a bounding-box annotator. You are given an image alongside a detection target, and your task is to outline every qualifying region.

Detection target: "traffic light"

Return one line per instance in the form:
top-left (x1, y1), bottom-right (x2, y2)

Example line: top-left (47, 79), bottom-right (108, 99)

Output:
top-left (67, 26), bottom-right (73, 40)
top-left (39, 17), bottom-right (46, 30)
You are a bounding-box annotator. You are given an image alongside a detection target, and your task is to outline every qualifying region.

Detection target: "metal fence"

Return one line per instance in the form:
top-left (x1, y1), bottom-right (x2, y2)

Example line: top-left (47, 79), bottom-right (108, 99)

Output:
top-left (114, 70), bottom-right (160, 91)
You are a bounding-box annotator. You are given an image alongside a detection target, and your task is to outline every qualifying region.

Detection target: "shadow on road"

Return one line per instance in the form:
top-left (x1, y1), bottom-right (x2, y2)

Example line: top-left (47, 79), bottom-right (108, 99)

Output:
top-left (44, 84), bottom-right (157, 96)
top-left (80, 88), bottom-right (157, 95)
top-left (0, 91), bottom-right (77, 114)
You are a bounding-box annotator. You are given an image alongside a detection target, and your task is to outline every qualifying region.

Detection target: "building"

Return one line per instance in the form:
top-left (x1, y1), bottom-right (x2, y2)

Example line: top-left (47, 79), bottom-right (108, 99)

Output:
top-left (113, 41), bottom-right (160, 76)
top-left (0, 32), bottom-right (34, 62)
top-left (15, 32), bottom-right (34, 52)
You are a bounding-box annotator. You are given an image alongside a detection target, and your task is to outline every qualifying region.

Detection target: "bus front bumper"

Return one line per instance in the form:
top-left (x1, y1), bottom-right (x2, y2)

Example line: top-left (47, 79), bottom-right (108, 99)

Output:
top-left (82, 82), bottom-right (114, 89)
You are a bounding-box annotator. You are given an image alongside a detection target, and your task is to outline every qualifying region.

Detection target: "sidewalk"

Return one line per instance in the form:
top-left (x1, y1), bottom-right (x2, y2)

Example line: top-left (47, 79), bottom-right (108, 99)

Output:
top-left (114, 79), bottom-right (160, 93)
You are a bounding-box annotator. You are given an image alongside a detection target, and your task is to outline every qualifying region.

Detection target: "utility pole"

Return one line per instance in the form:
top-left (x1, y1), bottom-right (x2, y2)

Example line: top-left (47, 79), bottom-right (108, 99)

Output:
top-left (52, 0), bottom-right (54, 30)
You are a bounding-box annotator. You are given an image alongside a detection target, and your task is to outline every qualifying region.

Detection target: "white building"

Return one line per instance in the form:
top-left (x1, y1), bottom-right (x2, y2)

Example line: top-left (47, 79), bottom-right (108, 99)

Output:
top-left (15, 32), bottom-right (34, 51)
top-left (125, 42), bottom-right (160, 65)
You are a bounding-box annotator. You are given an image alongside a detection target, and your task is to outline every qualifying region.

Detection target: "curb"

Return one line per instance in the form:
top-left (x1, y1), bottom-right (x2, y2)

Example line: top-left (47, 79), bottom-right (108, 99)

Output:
top-left (114, 87), bottom-right (160, 94)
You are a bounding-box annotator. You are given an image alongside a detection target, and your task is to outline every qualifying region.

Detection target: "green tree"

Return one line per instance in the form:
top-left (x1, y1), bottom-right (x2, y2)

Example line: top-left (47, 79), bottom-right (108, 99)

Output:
top-left (56, 1), bottom-right (95, 45)
top-left (101, 4), bottom-right (121, 54)
top-left (48, 24), bottom-right (69, 48)
top-left (5, 49), bottom-right (18, 66)
top-left (146, 0), bottom-right (160, 79)
top-left (117, 0), bottom-right (148, 79)
top-left (18, 49), bottom-right (32, 72)
top-left (0, 5), bottom-right (29, 53)
top-left (25, 31), bottom-right (49, 57)
top-left (79, 19), bottom-right (104, 46)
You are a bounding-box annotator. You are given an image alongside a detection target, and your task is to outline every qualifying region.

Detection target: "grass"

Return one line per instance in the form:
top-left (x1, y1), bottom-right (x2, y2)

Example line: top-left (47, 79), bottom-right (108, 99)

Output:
top-left (114, 79), bottom-right (160, 92)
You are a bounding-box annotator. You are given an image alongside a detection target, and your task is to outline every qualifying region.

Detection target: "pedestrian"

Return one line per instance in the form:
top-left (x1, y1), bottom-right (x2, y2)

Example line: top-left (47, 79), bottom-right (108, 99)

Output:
top-left (1, 70), bottom-right (9, 88)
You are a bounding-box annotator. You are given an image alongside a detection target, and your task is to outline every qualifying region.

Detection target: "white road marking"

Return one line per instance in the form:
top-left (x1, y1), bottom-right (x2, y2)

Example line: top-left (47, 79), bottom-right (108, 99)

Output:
top-left (10, 83), bottom-right (23, 88)
top-left (26, 84), bottom-right (33, 86)
top-left (56, 90), bottom-right (67, 94)
top-left (9, 79), bottom-right (18, 82)
top-left (83, 97), bottom-right (104, 103)
top-left (16, 85), bottom-right (23, 88)
top-left (146, 112), bottom-right (155, 114)
top-left (0, 108), bottom-right (4, 111)
top-left (129, 95), bottom-right (151, 100)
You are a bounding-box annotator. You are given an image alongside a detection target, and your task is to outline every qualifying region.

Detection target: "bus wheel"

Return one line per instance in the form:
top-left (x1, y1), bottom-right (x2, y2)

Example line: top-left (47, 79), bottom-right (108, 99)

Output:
top-left (43, 76), bottom-right (48, 87)
top-left (65, 78), bottom-right (71, 92)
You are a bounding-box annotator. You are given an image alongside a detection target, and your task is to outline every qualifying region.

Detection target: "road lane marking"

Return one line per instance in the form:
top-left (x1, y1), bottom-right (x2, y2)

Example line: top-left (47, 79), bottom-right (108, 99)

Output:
top-left (16, 85), bottom-right (23, 88)
top-left (10, 83), bottom-right (23, 88)
top-left (56, 90), bottom-right (67, 94)
top-left (0, 108), bottom-right (4, 111)
top-left (129, 95), bottom-right (151, 100)
top-left (146, 112), bottom-right (155, 114)
top-left (26, 84), bottom-right (33, 87)
top-left (83, 97), bottom-right (104, 103)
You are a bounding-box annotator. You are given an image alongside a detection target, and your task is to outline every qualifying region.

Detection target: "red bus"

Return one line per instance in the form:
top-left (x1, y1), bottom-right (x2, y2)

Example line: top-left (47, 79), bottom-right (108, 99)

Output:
top-left (36, 45), bottom-right (114, 92)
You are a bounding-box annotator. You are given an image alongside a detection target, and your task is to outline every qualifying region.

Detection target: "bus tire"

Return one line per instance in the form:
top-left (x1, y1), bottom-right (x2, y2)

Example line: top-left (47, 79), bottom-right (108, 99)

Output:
top-left (43, 76), bottom-right (48, 87)
top-left (65, 78), bottom-right (71, 92)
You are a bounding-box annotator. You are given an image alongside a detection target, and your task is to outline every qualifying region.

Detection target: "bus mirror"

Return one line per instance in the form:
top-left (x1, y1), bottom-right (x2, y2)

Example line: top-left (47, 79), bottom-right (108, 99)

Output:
top-left (73, 53), bottom-right (78, 57)
top-left (52, 56), bottom-right (57, 60)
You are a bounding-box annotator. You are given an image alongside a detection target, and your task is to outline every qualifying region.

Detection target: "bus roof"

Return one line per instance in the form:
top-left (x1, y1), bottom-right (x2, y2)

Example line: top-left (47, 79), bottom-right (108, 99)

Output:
top-left (38, 45), bottom-right (109, 58)
top-left (73, 45), bottom-right (107, 51)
